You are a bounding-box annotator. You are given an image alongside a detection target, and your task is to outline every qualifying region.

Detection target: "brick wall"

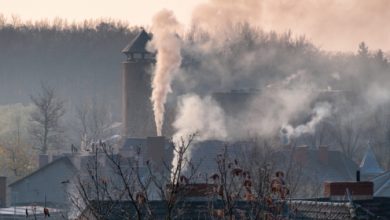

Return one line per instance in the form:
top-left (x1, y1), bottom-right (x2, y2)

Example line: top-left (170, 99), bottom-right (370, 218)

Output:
top-left (324, 181), bottom-right (373, 200)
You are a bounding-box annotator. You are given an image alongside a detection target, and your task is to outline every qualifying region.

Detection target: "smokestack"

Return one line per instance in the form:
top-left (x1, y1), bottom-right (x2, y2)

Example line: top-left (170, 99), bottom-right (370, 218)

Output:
top-left (356, 170), bottom-right (361, 182)
top-left (121, 29), bottom-right (156, 138)
top-left (0, 177), bottom-right (6, 208)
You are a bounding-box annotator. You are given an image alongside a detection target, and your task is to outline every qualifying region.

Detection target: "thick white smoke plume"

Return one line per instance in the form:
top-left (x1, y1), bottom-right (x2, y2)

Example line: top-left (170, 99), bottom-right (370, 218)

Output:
top-left (173, 94), bottom-right (227, 142)
top-left (150, 9), bottom-right (182, 136)
top-left (282, 102), bottom-right (332, 141)
top-left (171, 94), bottom-right (227, 175)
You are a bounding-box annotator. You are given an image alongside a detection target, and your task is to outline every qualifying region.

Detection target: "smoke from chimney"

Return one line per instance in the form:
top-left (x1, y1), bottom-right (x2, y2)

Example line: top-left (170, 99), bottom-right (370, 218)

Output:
top-left (173, 94), bottom-right (227, 142)
top-left (171, 94), bottom-right (227, 175)
top-left (144, 0), bottom-right (390, 178)
top-left (149, 9), bottom-right (182, 136)
top-left (282, 102), bottom-right (332, 141)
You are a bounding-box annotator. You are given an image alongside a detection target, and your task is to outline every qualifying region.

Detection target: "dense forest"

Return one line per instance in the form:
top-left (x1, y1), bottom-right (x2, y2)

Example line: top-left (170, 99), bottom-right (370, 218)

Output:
top-left (0, 17), bottom-right (138, 114)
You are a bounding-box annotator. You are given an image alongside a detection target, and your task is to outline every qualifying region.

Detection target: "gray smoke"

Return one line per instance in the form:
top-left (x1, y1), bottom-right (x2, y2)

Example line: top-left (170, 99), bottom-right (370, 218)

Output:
top-left (166, 0), bottom-right (390, 171)
top-left (173, 94), bottom-right (227, 142)
top-left (282, 102), bottom-right (332, 140)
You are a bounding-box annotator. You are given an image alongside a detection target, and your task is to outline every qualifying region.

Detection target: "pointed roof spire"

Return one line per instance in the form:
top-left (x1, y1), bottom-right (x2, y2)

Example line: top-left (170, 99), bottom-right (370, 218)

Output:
top-left (360, 142), bottom-right (384, 176)
top-left (122, 28), bottom-right (152, 55)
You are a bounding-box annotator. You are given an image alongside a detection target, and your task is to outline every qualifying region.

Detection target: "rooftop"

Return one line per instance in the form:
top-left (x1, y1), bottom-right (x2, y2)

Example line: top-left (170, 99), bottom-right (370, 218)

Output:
top-left (121, 29), bottom-right (151, 55)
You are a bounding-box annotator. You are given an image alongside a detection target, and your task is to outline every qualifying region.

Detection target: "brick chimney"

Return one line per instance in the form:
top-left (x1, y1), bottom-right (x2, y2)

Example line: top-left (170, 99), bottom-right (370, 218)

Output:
top-left (0, 177), bottom-right (6, 207)
top-left (324, 181), bottom-right (373, 201)
top-left (318, 145), bottom-right (329, 164)
top-left (293, 145), bottom-right (309, 165)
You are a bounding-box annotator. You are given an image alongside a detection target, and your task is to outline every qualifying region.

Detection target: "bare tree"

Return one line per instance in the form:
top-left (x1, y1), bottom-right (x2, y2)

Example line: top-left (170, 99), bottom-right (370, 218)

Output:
top-left (75, 99), bottom-right (113, 149)
top-left (29, 84), bottom-right (65, 154)
top-left (72, 143), bottom-right (119, 220)
top-left (209, 142), bottom-right (281, 219)
top-left (147, 134), bottom-right (200, 220)
top-left (209, 146), bottom-right (249, 219)
top-left (72, 134), bottom-right (198, 220)
top-left (327, 117), bottom-right (362, 161)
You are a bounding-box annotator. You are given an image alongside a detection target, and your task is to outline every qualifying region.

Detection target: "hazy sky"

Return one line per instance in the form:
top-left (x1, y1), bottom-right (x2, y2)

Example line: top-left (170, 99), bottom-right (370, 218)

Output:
top-left (0, 0), bottom-right (205, 26)
top-left (1, 0), bottom-right (389, 52)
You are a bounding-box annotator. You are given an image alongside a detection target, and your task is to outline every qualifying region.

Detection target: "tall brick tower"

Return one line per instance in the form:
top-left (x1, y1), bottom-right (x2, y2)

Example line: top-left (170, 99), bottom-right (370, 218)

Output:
top-left (121, 29), bottom-right (156, 138)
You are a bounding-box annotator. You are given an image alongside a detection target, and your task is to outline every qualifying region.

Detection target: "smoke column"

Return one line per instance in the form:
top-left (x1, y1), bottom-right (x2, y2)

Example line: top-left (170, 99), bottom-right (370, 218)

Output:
top-left (282, 102), bottom-right (332, 141)
top-left (173, 94), bottom-right (227, 142)
top-left (172, 94), bottom-right (227, 175)
top-left (150, 9), bottom-right (182, 136)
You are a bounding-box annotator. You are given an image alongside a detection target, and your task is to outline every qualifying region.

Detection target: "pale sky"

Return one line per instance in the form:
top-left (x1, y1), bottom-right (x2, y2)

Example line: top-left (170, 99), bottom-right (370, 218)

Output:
top-left (1, 0), bottom-right (389, 52)
top-left (0, 0), bottom-right (205, 26)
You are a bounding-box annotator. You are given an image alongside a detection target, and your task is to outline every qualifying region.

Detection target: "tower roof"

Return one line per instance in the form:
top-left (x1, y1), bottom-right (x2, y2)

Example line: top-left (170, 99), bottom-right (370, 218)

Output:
top-left (122, 29), bottom-right (152, 54)
top-left (360, 143), bottom-right (384, 176)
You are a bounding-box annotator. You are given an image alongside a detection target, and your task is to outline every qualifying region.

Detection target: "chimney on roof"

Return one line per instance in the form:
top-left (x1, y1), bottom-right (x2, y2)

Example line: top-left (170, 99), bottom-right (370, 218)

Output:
top-left (318, 145), bottom-right (329, 164)
top-left (356, 170), bottom-right (361, 182)
top-left (324, 181), bottom-right (373, 201)
top-left (0, 177), bottom-right (6, 208)
top-left (293, 145), bottom-right (309, 165)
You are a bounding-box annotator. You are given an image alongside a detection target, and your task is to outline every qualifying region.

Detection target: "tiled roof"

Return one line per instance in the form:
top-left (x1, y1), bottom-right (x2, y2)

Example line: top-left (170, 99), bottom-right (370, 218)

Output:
top-left (288, 200), bottom-right (354, 220)
top-left (289, 197), bottom-right (390, 220)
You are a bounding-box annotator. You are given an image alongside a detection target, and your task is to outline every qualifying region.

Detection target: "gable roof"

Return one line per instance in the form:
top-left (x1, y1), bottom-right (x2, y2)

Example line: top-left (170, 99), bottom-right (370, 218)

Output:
top-left (9, 156), bottom-right (77, 187)
top-left (122, 29), bottom-right (151, 54)
top-left (359, 144), bottom-right (384, 176)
